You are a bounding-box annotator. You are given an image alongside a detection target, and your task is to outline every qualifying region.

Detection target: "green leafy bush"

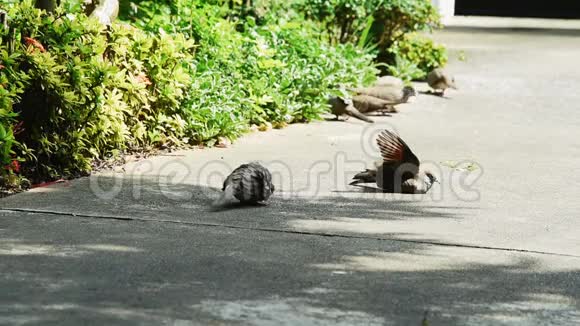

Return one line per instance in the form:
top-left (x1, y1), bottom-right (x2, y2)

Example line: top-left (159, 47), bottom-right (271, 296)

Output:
top-left (296, 0), bottom-right (445, 78)
top-left (297, 0), bottom-right (372, 44)
top-left (1, 1), bottom-right (194, 186)
top-left (106, 23), bottom-right (195, 147)
top-left (0, 41), bottom-right (30, 191)
top-left (370, 0), bottom-right (441, 55)
top-left (388, 33), bottom-right (447, 80)
top-left (1, 0), bottom-right (378, 192)
top-left (123, 0), bottom-right (378, 125)
top-left (0, 48), bottom-right (27, 167)
top-left (5, 3), bottom-right (115, 180)
top-left (265, 22), bottom-right (377, 121)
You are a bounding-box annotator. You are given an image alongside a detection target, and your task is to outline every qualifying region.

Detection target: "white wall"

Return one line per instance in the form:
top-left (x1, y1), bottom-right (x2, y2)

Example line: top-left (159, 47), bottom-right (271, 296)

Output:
top-left (432, 0), bottom-right (455, 23)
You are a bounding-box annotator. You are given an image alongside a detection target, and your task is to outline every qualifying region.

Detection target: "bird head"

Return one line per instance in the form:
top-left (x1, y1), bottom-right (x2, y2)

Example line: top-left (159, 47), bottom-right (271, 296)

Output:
top-left (402, 86), bottom-right (417, 100)
top-left (446, 76), bottom-right (458, 90)
top-left (425, 171), bottom-right (439, 185)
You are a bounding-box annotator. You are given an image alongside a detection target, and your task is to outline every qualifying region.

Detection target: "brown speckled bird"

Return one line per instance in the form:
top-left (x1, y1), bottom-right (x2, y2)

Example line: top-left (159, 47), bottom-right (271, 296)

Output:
top-left (352, 94), bottom-right (397, 114)
top-left (374, 76), bottom-right (404, 88)
top-left (329, 97), bottom-right (374, 123)
top-left (351, 130), bottom-right (438, 194)
top-left (427, 68), bottom-right (457, 96)
top-left (349, 86), bottom-right (417, 113)
top-left (349, 85), bottom-right (417, 110)
top-left (214, 162), bottom-right (275, 206)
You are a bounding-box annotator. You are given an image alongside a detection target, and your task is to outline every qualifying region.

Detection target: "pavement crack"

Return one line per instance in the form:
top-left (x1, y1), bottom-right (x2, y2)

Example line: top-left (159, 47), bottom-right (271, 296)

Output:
top-left (2, 207), bottom-right (579, 258)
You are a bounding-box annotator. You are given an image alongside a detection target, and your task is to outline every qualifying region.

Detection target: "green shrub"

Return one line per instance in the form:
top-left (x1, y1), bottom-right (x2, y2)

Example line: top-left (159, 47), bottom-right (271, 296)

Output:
top-left (296, 0), bottom-right (444, 78)
top-left (0, 48), bottom-right (27, 168)
top-left (106, 23), bottom-right (195, 147)
top-left (1, 0), bottom-right (378, 191)
top-left (296, 0), bottom-right (371, 44)
top-left (370, 0), bottom-right (441, 54)
top-left (0, 42), bottom-right (30, 191)
top-left (388, 33), bottom-right (447, 80)
top-left (265, 22), bottom-right (377, 121)
top-left (0, 1), bottom-right (195, 186)
top-left (5, 3), bottom-right (117, 179)
top-left (123, 0), bottom-right (378, 125)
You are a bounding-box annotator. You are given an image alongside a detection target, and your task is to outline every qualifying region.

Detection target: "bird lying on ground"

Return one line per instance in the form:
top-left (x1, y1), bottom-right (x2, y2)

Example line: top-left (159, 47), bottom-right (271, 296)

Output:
top-left (349, 85), bottom-right (417, 106)
top-left (373, 76), bottom-right (404, 88)
top-left (427, 68), bottom-right (457, 96)
top-left (328, 97), bottom-right (374, 123)
top-left (352, 94), bottom-right (398, 114)
top-left (213, 162), bottom-right (275, 206)
top-left (351, 130), bottom-right (438, 194)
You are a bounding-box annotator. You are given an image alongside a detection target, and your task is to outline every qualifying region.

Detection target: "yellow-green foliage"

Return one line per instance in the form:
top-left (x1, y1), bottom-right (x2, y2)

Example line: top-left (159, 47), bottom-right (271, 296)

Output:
top-left (106, 24), bottom-right (195, 147)
top-left (1, 1), bottom-right (195, 185)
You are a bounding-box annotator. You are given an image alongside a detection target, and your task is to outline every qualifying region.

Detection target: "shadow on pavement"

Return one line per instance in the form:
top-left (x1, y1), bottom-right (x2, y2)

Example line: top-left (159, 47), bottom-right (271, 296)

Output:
top-left (1, 176), bottom-right (579, 325)
top-left (0, 175), bottom-right (468, 221)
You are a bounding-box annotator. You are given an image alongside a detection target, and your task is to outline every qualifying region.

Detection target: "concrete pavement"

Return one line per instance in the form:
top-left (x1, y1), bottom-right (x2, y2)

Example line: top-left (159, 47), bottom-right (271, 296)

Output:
top-left (2, 25), bottom-right (580, 325)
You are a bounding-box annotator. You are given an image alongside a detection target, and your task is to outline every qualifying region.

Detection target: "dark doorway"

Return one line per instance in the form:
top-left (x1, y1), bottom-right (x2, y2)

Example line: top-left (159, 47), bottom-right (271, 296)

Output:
top-left (455, 0), bottom-right (580, 19)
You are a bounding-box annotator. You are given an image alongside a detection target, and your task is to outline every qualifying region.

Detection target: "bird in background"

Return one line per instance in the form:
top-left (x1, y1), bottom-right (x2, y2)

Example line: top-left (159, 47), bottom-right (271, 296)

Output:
top-left (328, 97), bottom-right (374, 123)
top-left (373, 75), bottom-right (404, 88)
top-left (427, 68), bottom-right (457, 96)
top-left (351, 130), bottom-right (438, 194)
top-left (348, 85), bottom-right (417, 107)
top-left (213, 162), bottom-right (275, 206)
top-left (352, 94), bottom-right (398, 115)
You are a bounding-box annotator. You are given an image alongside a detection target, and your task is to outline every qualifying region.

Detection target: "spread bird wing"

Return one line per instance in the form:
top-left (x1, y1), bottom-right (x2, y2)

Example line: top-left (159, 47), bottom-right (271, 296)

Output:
top-left (376, 130), bottom-right (420, 173)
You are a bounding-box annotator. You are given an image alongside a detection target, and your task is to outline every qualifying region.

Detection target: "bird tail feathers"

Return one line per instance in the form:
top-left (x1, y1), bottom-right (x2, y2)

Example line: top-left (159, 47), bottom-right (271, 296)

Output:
top-left (350, 169), bottom-right (376, 185)
top-left (345, 105), bottom-right (374, 123)
top-left (349, 179), bottom-right (365, 186)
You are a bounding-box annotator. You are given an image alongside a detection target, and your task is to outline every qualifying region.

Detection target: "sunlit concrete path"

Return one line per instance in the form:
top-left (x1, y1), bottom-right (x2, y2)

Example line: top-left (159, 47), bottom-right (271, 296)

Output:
top-left (2, 21), bottom-right (580, 325)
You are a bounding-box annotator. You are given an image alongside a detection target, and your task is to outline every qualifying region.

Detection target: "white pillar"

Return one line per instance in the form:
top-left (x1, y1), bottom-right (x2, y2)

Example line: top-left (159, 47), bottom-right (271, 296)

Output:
top-left (432, 0), bottom-right (455, 24)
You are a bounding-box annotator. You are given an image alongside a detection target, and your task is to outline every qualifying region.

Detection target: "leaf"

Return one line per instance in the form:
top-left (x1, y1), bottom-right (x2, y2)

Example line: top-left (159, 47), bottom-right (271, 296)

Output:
top-left (440, 160), bottom-right (480, 173)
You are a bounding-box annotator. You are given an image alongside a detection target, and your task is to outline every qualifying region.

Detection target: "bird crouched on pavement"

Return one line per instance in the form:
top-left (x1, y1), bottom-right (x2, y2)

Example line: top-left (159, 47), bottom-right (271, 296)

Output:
top-left (427, 68), bottom-right (457, 96)
top-left (349, 85), bottom-right (417, 106)
top-left (373, 76), bottom-right (404, 88)
top-left (352, 94), bottom-right (398, 115)
top-left (351, 130), bottom-right (438, 194)
top-left (213, 162), bottom-right (275, 206)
